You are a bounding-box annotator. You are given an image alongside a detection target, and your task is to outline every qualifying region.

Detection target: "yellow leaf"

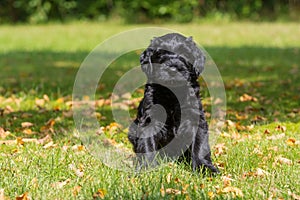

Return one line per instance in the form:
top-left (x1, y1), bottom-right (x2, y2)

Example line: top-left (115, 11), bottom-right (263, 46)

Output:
top-left (73, 186), bottom-right (82, 197)
top-left (43, 94), bottom-right (50, 102)
top-left (286, 138), bottom-right (296, 146)
top-left (239, 93), bottom-right (258, 102)
top-left (16, 192), bottom-right (29, 200)
top-left (16, 137), bottom-right (24, 145)
top-left (207, 191), bottom-right (214, 199)
top-left (93, 189), bottom-right (106, 199)
top-left (22, 128), bottom-right (35, 135)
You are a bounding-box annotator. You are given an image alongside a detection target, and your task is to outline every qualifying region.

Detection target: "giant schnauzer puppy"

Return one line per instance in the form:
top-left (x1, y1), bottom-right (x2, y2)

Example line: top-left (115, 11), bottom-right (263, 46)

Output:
top-left (128, 33), bottom-right (219, 173)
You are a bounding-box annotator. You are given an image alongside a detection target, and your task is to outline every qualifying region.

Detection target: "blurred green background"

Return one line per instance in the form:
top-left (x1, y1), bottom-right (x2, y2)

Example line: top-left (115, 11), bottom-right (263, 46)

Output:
top-left (1, 0), bottom-right (300, 24)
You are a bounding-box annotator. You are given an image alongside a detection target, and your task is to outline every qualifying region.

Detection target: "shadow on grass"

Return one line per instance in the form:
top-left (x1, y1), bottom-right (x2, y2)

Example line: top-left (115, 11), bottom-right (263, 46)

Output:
top-left (0, 46), bottom-right (299, 138)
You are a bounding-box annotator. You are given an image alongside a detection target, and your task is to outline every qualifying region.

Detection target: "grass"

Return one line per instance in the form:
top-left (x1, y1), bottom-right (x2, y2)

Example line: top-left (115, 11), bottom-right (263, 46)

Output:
top-left (0, 21), bottom-right (300, 199)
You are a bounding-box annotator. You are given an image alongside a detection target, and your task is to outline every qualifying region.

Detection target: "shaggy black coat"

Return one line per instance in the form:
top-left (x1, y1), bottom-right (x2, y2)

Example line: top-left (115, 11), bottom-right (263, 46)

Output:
top-left (128, 33), bottom-right (219, 173)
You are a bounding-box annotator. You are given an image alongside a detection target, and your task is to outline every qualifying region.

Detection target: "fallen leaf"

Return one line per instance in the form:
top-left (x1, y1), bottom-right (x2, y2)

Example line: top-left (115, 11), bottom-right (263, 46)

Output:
top-left (276, 156), bottom-right (293, 165)
top-left (35, 98), bottom-right (45, 107)
top-left (21, 122), bottom-right (34, 128)
top-left (43, 94), bottom-right (50, 102)
top-left (221, 175), bottom-right (235, 186)
top-left (93, 189), bottom-right (106, 199)
top-left (165, 188), bottom-right (185, 195)
top-left (16, 137), bottom-right (24, 145)
top-left (69, 163), bottom-right (84, 177)
top-left (73, 185), bottom-right (82, 197)
top-left (214, 143), bottom-right (227, 156)
top-left (207, 191), bottom-right (214, 199)
top-left (286, 138), bottom-right (296, 146)
top-left (22, 128), bottom-right (35, 135)
top-left (51, 179), bottom-right (70, 189)
top-left (275, 125), bottom-right (286, 132)
top-left (0, 189), bottom-right (5, 200)
top-left (255, 168), bottom-right (270, 177)
top-left (266, 133), bottom-right (285, 140)
top-left (264, 129), bottom-right (271, 134)
top-left (0, 127), bottom-right (10, 139)
top-left (72, 144), bottom-right (85, 152)
top-left (43, 141), bottom-right (57, 149)
top-left (288, 191), bottom-right (300, 200)
top-left (16, 192), bottom-right (29, 200)
top-left (239, 94), bottom-right (258, 102)
top-left (221, 186), bottom-right (243, 197)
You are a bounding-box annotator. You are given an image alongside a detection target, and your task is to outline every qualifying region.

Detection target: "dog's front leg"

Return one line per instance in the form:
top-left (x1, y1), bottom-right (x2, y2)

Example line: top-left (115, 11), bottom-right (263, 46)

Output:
top-left (135, 135), bottom-right (158, 170)
top-left (191, 112), bottom-right (220, 174)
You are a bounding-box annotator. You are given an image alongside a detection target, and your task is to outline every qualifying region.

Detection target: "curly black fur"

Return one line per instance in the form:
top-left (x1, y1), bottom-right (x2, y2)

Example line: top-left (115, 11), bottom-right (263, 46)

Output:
top-left (128, 33), bottom-right (219, 173)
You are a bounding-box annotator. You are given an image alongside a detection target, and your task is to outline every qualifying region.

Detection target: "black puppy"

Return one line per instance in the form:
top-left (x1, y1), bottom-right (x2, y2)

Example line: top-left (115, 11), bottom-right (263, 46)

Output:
top-left (128, 33), bottom-right (219, 173)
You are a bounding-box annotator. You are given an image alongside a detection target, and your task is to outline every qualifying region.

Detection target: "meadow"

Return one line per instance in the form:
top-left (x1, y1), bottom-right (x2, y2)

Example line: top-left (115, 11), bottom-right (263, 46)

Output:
top-left (0, 21), bottom-right (299, 199)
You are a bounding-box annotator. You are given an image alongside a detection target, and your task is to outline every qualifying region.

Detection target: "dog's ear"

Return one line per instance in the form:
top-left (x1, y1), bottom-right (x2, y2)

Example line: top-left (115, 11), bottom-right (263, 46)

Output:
top-left (140, 48), bottom-right (154, 73)
top-left (184, 36), bottom-right (206, 76)
top-left (193, 51), bottom-right (205, 76)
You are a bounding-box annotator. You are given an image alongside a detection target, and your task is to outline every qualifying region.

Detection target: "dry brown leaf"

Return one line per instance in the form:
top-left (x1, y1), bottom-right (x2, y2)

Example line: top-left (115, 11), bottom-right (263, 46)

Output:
top-left (21, 122), bottom-right (33, 128)
top-left (286, 138), bottom-right (296, 146)
top-left (276, 156), bottom-right (293, 165)
top-left (22, 128), bottom-right (35, 135)
top-left (221, 186), bottom-right (243, 197)
top-left (0, 189), bottom-right (5, 200)
top-left (73, 185), bottom-right (82, 197)
top-left (93, 189), bottom-right (106, 199)
top-left (288, 191), bottom-right (300, 200)
top-left (15, 192), bottom-right (29, 200)
top-left (266, 133), bottom-right (285, 140)
top-left (235, 113), bottom-right (248, 120)
top-left (35, 98), bottom-right (45, 107)
top-left (275, 125), bottom-right (286, 132)
top-left (165, 188), bottom-right (185, 195)
top-left (251, 115), bottom-right (267, 122)
top-left (221, 175), bottom-right (235, 186)
top-left (264, 129), bottom-right (271, 134)
top-left (72, 144), bottom-right (85, 152)
top-left (214, 143), bottom-right (227, 156)
top-left (255, 168), bottom-right (270, 177)
top-left (69, 164), bottom-right (84, 177)
top-left (43, 141), bottom-right (57, 149)
top-left (51, 179), bottom-right (70, 189)
top-left (0, 127), bottom-right (10, 139)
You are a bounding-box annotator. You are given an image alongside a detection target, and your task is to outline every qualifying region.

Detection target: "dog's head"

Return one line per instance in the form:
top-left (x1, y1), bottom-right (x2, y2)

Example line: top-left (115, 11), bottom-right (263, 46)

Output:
top-left (140, 33), bottom-right (205, 86)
